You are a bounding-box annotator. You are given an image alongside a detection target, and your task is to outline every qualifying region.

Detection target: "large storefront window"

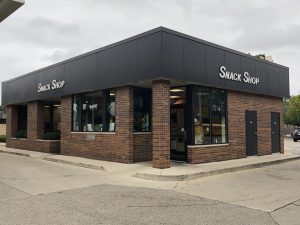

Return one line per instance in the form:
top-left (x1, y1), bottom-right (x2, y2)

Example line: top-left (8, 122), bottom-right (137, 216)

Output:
top-left (105, 89), bottom-right (116, 132)
top-left (72, 89), bottom-right (115, 132)
top-left (43, 104), bottom-right (61, 133)
top-left (193, 87), bottom-right (227, 145)
top-left (211, 89), bottom-right (227, 144)
top-left (133, 88), bottom-right (151, 132)
top-left (15, 105), bottom-right (27, 138)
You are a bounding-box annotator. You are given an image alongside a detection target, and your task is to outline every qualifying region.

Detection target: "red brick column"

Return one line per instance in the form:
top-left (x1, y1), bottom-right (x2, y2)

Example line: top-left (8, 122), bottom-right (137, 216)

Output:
top-left (60, 96), bottom-right (72, 141)
top-left (116, 86), bottom-right (134, 163)
top-left (6, 105), bottom-right (18, 139)
top-left (152, 80), bottom-right (170, 169)
top-left (27, 102), bottom-right (44, 140)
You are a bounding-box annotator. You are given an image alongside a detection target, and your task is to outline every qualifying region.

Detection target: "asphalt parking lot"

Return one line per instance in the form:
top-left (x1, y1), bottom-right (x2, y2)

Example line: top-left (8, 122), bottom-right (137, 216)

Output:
top-left (0, 138), bottom-right (299, 225)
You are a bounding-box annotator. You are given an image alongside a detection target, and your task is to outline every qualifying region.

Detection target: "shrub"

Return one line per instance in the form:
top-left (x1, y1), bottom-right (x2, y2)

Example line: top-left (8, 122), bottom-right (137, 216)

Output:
top-left (42, 131), bottom-right (60, 140)
top-left (0, 135), bottom-right (6, 143)
top-left (15, 130), bottom-right (27, 139)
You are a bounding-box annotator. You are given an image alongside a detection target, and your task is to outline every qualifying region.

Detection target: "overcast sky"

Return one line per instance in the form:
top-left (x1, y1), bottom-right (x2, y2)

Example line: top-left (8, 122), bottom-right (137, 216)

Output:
top-left (0, 0), bottom-right (299, 102)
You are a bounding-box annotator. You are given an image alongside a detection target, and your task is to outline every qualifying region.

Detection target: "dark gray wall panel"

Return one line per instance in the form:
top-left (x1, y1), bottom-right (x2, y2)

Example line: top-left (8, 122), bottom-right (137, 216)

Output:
top-left (136, 32), bottom-right (162, 80)
top-left (37, 64), bottom-right (66, 99)
top-left (65, 54), bottom-right (98, 94)
top-left (224, 52), bottom-right (242, 91)
top-left (255, 61), bottom-right (270, 95)
top-left (2, 28), bottom-right (289, 106)
top-left (205, 46), bottom-right (225, 87)
top-left (183, 39), bottom-right (205, 84)
top-left (240, 56), bottom-right (256, 93)
top-left (269, 66), bottom-right (280, 96)
top-left (97, 40), bottom-right (138, 89)
top-left (162, 32), bottom-right (184, 80)
top-left (279, 68), bottom-right (290, 97)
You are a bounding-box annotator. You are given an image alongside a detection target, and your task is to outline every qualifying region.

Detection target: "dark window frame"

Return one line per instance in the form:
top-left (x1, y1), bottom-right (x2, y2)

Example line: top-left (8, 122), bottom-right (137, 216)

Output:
top-left (188, 85), bottom-right (228, 146)
top-left (71, 89), bottom-right (115, 132)
top-left (133, 87), bottom-right (152, 132)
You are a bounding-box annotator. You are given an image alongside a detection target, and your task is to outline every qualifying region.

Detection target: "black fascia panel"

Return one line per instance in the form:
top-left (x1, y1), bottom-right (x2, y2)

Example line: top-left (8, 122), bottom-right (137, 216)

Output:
top-left (2, 27), bottom-right (290, 106)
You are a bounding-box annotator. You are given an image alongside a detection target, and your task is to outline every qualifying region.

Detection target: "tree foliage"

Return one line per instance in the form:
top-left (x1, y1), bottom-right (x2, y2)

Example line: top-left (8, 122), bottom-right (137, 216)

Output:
top-left (284, 95), bottom-right (300, 126)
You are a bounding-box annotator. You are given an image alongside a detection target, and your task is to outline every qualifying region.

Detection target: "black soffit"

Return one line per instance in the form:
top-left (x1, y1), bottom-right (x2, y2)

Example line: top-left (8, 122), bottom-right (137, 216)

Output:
top-left (1, 27), bottom-right (290, 106)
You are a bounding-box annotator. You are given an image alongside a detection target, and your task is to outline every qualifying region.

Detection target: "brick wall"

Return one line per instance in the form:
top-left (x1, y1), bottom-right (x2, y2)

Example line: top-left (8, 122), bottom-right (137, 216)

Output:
top-left (187, 90), bottom-right (284, 164)
top-left (133, 133), bottom-right (152, 162)
top-left (6, 105), bottom-right (17, 139)
top-left (5, 87), bottom-right (284, 166)
top-left (6, 102), bottom-right (60, 153)
top-left (60, 86), bottom-right (136, 163)
top-left (152, 80), bottom-right (170, 168)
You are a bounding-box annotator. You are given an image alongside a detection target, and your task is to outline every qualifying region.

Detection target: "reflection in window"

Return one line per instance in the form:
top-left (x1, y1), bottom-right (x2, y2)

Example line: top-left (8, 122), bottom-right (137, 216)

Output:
top-left (72, 96), bottom-right (80, 132)
top-left (72, 89), bottom-right (115, 132)
top-left (105, 89), bottom-right (116, 132)
top-left (133, 88), bottom-right (151, 132)
top-left (193, 87), bottom-right (227, 145)
top-left (211, 89), bottom-right (227, 144)
top-left (43, 104), bottom-right (61, 133)
top-left (81, 91), bottom-right (103, 132)
top-left (194, 87), bottom-right (211, 145)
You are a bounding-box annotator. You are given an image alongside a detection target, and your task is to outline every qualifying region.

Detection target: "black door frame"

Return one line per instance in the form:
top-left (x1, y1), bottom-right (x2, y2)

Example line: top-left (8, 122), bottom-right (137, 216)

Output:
top-left (271, 112), bottom-right (281, 153)
top-left (170, 104), bottom-right (187, 161)
top-left (245, 110), bottom-right (258, 156)
top-left (169, 85), bottom-right (192, 162)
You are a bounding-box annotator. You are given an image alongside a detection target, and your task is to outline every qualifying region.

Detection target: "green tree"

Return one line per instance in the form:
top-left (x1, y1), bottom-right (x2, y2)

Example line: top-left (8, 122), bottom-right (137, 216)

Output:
top-left (285, 95), bottom-right (300, 126)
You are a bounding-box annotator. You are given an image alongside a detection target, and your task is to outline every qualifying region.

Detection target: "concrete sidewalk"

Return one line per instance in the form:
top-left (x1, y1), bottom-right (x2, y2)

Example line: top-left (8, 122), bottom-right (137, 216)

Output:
top-left (0, 143), bottom-right (299, 181)
top-left (135, 154), bottom-right (300, 181)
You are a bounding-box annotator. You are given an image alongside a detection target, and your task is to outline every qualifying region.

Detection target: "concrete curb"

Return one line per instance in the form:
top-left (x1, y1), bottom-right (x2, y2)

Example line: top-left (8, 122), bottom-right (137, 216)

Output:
top-left (43, 157), bottom-right (106, 171)
top-left (0, 149), bottom-right (30, 158)
top-left (135, 156), bottom-right (300, 181)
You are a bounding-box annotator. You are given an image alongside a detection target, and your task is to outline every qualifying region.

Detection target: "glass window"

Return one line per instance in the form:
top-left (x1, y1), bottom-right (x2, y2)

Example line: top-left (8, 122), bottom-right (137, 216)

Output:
top-left (17, 105), bottom-right (27, 132)
top-left (43, 104), bottom-right (61, 133)
top-left (81, 91), bottom-right (103, 132)
top-left (72, 95), bottom-right (80, 132)
top-left (193, 87), bottom-right (227, 145)
top-left (211, 89), bottom-right (227, 144)
top-left (170, 87), bottom-right (186, 105)
top-left (133, 88), bottom-right (151, 132)
top-left (194, 87), bottom-right (211, 145)
top-left (72, 89), bottom-right (115, 132)
top-left (106, 89), bottom-right (116, 132)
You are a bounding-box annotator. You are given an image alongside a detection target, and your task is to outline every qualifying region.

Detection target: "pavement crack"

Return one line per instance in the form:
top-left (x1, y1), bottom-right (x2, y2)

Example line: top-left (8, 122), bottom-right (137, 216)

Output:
top-left (127, 203), bottom-right (220, 208)
top-left (271, 196), bottom-right (300, 212)
top-left (292, 202), bottom-right (300, 207)
top-left (268, 212), bottom-right (280, 225)
top-left (0, 180), bottom-right (32, 196)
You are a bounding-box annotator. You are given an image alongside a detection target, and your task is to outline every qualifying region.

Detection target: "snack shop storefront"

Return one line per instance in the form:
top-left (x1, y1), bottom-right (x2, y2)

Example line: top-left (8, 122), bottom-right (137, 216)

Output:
top-left (2, 27), bottom-right (289, 168)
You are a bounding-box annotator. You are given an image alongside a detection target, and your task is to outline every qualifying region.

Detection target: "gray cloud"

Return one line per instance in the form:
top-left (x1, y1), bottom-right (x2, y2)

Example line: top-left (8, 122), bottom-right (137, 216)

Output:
top-left (234, 25), bottom-right (300, 51)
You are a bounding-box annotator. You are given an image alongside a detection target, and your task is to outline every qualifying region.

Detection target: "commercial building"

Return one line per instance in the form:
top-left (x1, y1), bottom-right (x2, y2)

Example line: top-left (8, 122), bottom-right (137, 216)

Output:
top-left (2, 27), bottom-right (289, 168)
top-left (0, 0), bottom-right (24, 22)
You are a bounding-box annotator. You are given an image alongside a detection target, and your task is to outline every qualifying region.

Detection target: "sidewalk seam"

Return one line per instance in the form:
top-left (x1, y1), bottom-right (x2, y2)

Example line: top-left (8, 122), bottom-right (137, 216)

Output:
top-left (43, 157), bottom-right (106, 171)
top-left (135, 156), bottom-right (300, 181)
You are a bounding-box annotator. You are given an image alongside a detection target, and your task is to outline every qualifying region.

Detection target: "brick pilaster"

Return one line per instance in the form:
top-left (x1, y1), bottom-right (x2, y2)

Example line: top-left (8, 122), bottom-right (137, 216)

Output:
top-left (116, 86), bottom-right (134, 163)
top-left (6, 105), bottom-right (18, 139)
top-left (27, 102), bottom-right (44, 140)
top-left (152, 80), bottom-right (170, 169)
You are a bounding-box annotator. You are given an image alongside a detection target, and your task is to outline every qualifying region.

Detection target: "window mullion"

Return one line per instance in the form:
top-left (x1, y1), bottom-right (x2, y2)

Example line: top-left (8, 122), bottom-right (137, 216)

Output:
top-left (210, 89), bottom-right (212, 144)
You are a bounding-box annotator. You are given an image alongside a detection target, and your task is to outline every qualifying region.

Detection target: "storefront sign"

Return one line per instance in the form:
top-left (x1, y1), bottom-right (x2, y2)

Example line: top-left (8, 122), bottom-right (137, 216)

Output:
top-left (38, 80), bottom-right (66, 93)
top-left (219, 66), bottom-right (260, 85)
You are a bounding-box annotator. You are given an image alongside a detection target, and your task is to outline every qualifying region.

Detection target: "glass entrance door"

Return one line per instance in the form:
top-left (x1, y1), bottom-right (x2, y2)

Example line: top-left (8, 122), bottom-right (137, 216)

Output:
top-left (170, 106), bottom-right (186, 161)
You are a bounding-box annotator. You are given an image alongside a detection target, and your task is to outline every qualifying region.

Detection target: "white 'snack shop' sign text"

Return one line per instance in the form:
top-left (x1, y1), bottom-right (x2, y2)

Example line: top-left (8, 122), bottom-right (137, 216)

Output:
top-left (38, 80), bottom-right (66, 93)
top-left (219, 66), bottom-right (260, 85)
